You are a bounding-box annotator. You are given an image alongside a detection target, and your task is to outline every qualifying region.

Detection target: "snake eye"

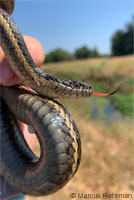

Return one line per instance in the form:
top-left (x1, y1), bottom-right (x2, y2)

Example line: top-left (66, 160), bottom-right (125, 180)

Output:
top-left (75, 83), bottom-right (80, 87)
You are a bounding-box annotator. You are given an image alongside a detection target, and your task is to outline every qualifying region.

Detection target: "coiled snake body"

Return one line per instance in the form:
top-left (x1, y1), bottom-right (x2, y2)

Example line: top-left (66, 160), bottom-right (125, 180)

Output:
top-left (0, 0), bottom-right (93, 196)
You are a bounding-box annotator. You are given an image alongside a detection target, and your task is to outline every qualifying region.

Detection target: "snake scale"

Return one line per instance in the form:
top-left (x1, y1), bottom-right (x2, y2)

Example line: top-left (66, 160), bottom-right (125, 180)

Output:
top-left (0, 0), bottom-right (116, 197)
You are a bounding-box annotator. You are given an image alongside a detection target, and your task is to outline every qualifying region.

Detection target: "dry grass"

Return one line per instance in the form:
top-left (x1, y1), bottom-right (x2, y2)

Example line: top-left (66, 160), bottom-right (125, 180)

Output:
top-left (42, 55), bottom-right (133, 79)
top-left (26, 55), bottom-right (134, 200)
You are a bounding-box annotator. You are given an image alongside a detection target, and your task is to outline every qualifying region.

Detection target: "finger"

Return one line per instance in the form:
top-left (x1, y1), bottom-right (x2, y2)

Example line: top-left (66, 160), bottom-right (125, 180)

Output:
top-left (0, 36), bottom-right (45, 86)
top-left (18, 121), bottom-right (37, 151)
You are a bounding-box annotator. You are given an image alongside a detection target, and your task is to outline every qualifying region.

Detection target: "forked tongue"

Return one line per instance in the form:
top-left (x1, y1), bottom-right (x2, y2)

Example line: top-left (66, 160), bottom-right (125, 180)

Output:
top-left (92, 81), bottom-right (127, 96)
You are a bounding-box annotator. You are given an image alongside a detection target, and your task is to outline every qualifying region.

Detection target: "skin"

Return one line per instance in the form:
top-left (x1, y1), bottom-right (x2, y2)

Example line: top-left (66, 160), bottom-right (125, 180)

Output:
top-left (0, 35), bottom-right (45, 149)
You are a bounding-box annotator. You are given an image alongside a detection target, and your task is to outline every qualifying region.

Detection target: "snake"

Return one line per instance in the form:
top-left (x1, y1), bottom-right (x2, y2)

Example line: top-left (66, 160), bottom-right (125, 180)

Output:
top-left (0, 0), bottom-right (119, 197)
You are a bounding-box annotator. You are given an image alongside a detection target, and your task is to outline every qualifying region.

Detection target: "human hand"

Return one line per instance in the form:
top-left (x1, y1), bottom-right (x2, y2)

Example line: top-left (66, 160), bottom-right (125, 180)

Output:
top-left (0, 35), bottom-right (45, 149)
top-left (1, 8), bottom-right (47, 199)
top-left (0, 35), bottom-right (45, 199)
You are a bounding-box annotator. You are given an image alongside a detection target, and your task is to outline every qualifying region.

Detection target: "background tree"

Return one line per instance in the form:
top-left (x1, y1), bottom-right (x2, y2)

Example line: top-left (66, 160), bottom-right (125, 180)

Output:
top-left (124, 23), bottom-right (133, 54)
top-left (111, 30), bottom-right (125, 55)
top-left (90, 47), bottom-right (100, 57)
top-left (111, 22), bottom-right (133, 56)
top-left (75, 46), bottom-right (90, 59)
top-left (45, 48), bottom-right (74, 63)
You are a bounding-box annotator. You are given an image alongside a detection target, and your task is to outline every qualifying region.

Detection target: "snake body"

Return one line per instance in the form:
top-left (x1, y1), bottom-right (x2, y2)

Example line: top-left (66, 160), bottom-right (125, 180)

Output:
top-left (0, 0), bottom-right (93, 196)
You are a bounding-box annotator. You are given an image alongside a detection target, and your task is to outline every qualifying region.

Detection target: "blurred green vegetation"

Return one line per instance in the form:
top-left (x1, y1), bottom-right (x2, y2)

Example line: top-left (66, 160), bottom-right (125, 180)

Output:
top-left (74, 46), bottom-right (100, 59)
top-left (45, 46), bottom-right (100, 63)
top-left (45, 48), bottom-right (74, 63)
top-left (111, 22), bottom-right (133, 56)
top-left (113, 93), bottom-right (133, 117)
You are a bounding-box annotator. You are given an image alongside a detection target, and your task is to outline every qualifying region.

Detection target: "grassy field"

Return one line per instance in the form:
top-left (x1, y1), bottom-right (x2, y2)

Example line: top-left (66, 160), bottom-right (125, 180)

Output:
top-left (26, 55), bottom-right (134, 200)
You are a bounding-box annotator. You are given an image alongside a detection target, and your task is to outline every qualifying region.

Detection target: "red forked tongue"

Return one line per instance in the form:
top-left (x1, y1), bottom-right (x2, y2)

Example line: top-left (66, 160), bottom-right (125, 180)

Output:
top-left (92, 82), bottom-right (126, 96)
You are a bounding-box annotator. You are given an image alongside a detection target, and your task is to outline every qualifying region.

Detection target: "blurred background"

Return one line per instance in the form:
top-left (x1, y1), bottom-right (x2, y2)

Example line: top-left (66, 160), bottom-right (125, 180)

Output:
top-left (12, 0), bottom-right (133, 199)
